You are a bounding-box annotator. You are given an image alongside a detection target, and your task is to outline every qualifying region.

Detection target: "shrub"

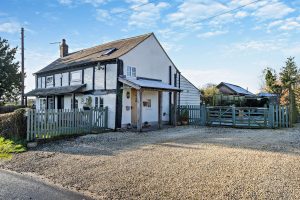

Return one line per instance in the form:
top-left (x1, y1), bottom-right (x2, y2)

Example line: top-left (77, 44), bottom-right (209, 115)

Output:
top-left (0, 137), bottom-right (26, 159)
top-left (0, 108), bottom-right (27, 140)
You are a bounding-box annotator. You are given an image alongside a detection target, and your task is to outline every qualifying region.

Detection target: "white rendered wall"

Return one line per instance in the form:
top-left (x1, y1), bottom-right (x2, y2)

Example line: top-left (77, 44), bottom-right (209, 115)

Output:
top-left (120, 35), bottom-right (178, 123)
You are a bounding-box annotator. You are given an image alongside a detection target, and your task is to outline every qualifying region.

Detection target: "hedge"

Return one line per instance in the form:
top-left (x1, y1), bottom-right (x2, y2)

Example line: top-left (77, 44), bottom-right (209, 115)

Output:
top-left (0, 108), bottom-right (27, 140)
top-left (0, 105), bottom-right (26, 114)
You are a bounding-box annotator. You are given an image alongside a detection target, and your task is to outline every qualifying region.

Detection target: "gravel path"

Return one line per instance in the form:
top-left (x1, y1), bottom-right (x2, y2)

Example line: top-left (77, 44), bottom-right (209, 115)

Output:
top-left (1, 125), bottom-right (300, 199)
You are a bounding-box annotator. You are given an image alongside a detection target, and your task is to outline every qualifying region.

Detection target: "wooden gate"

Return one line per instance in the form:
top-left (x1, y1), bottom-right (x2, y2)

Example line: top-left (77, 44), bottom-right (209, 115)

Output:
top-left (177, 105), bottom-right (290, 128)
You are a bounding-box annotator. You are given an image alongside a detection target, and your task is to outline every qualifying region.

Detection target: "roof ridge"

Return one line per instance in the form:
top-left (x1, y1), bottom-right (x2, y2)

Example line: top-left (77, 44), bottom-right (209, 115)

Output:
top-left (68, 32), bottom-right (153, 56)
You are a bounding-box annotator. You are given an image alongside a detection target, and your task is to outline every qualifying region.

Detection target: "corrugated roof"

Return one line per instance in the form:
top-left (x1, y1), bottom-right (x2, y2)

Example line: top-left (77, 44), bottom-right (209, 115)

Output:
top-left (119, 77), bottom-right (181, 91)
top-left (218, 82), bottom-right (253, 95)
top-left (257, 92), bottom-right (278, 97)
top-left (35, 33), bottom-right (153, 75)
top-left (26, 84), bottom-right (86, 96)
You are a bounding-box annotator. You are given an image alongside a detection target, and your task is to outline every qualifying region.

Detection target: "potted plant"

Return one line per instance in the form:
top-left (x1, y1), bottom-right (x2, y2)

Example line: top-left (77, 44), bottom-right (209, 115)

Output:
top-left (180, 108), bottom-right (189, 125)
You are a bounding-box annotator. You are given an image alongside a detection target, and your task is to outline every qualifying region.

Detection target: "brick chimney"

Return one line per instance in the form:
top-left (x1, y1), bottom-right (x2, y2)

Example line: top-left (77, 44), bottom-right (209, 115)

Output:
top-left (60, 39), bottom-right (68, 57)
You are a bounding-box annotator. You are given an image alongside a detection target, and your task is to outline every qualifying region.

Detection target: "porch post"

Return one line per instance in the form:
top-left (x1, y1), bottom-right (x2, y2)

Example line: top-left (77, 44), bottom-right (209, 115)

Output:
top-left (158, 91), bottom-right (163, 129)
top-left (173, 91), bottom-right (178, 126)
top-left (137, 89), bottom-right (143, 132)
top-left (72, 93), bottom-right (76, 109)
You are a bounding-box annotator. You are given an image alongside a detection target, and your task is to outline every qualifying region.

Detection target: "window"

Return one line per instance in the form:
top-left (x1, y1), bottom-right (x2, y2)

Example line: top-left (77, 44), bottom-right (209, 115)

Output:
top-left (95, 97), bottom-right (104, 108)
top-left (39, 98), bottom-right (46, 110)
top-left (95, 97), bottom-right (98, 108)
top-left (99, 97), bottom-right (104, 108)
top-left (41, 77), bottom-right (45, 88)
top-left (48, 97), bottom-right (54, 109)
top-left (143, 99), bottom-right (151, 108)
top-left (102, 48), bottom-right (117, 56)
top-left (46, 76), bottom-right (53, 87)
top-left (126, 66), bottom-right (136, 77)
top-left (37, 77), bottom-right (42, 88)
top-left (71, 98), bottom-right (78, 109)
top-left (70, 71), bottom-right (81, 83)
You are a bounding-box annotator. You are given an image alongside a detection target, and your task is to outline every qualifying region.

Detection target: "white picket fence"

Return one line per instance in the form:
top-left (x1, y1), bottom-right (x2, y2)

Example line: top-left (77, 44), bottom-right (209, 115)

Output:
top-left (26, 107), bottom-right (108, 141)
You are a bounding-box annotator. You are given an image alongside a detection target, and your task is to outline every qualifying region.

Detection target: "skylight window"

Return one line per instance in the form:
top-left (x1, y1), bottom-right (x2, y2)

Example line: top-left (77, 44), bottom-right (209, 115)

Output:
top-left (102, 47), bottom-right (117, 56)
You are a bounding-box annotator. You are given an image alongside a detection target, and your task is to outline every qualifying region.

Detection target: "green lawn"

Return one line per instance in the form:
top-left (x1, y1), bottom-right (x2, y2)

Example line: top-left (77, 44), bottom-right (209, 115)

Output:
top-left (0, 137), bottom-right (26, 159)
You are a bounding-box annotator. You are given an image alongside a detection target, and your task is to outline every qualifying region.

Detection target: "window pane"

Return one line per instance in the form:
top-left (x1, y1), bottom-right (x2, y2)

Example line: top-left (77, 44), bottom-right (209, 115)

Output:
top-left (71, 71), bottom-right (81, 83)
top-left (127, 66), bottom-right (131, 77)
top-left (99, 98), bottom-right (104, 108)
top-left (132, 67), bottom-right (136, 77)
top-left (95, 97), bottom-right (98, 108)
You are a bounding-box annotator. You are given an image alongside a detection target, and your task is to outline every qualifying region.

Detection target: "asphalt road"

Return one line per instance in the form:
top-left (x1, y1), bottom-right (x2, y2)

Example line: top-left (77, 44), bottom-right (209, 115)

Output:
top-left (0, 169), bottom-right (92, 200)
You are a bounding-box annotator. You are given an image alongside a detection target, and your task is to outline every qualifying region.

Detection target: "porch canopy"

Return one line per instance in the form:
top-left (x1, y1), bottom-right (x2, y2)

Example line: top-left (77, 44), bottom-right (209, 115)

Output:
top-left (118, 76), bottom-right (181, 92)
top-left (119, 76), bottom-right (180, 132)
top-left (26, 84), bottom-right (86, 96)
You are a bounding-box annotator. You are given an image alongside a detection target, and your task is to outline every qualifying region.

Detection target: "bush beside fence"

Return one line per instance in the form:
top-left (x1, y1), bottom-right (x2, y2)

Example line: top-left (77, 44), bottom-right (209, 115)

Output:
top-left (0, 108), bottom-right (27, 140)
top-left (0, 105), bottom-right (26, 114)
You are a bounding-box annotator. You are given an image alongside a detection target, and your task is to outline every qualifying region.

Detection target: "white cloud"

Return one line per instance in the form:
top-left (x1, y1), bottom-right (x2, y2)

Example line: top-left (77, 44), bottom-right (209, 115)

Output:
top-left (235, 11), bottom-right (248, 18)
top-left (58, 0), bottom-right (107, 7)
top-left (228, 39), bottom-right (286, 52)
top-left (58, 0), bottom-right (72, 5)
top-left (268, 18), bottom-right (300, 31)
top-left (96, 9), bottom-right (111, 22)
top-left (166, 0), bottom-right (228, 29)
top-left (128, 2), bottom-right (170, 28)
top-left (197, 30), bottom-right (228, 38)
top-left (252, 0), bottom-right (294, 20)
top-left (0, 22), bottom-right (20, 33)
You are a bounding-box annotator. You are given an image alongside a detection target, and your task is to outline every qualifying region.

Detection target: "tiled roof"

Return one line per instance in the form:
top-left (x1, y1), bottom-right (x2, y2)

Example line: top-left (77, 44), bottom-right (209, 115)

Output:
top-left (35, 33), bottom-right (153, 75)
top-left (218, 82), bottom-right (253, 95)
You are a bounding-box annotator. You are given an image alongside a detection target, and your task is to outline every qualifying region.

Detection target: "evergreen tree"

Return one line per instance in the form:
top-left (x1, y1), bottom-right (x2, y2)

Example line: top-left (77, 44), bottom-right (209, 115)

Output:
top-left (0, 38), bottom-right (21, 104)
top-left (279, 57), bottom-right (299, 123)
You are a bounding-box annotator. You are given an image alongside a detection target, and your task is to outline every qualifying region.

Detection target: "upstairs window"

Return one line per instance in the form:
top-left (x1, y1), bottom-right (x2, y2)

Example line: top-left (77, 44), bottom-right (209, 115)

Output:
top-left (70, 71), bottom-right (81, 83)
top-left (126, 66), bottom-right (136, 77)
top-left (46, 76), bottom-right (54, 88)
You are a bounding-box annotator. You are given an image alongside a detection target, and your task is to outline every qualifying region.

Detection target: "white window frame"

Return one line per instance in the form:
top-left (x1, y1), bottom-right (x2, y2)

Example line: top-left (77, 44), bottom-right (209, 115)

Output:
top-left (70, 71), bottom-right (81, 83)
top-left (94, 96), bottom-right (104, 108)
top-left (46, 76), bottom-right (54, 88)
top-left (126, 66), bottom-right (136, 77)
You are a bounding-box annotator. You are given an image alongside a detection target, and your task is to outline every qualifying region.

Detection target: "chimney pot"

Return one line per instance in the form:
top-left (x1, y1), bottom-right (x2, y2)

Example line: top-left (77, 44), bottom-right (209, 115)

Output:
top-left (60, 39), bottom-right (68, 58)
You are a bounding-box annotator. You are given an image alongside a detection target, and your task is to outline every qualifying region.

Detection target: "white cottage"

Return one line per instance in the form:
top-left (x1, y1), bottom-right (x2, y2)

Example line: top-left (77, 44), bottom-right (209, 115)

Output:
top-left (26, 33), bottom-right (201, 131)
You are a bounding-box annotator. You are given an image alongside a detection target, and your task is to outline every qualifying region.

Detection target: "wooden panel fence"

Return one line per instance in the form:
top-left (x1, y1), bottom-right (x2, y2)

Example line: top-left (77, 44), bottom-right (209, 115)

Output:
top-left (178, 104), bottom-right (290, 128)
top-left (26, 107), bottom-right (108, 141)
top-left (177, 105), bottom-right (201, 125)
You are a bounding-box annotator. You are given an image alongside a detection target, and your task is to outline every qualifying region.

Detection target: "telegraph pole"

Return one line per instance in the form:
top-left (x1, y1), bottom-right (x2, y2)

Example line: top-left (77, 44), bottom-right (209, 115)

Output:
top-left (21, 27), bottom-right (25, 106)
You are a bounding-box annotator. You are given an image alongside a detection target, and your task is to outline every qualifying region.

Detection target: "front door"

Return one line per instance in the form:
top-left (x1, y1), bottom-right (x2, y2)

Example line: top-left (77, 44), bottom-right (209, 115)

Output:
top-left (57, 95), bottom-right (64, 109)
top-left (131, 89), bottom-right (137, 125)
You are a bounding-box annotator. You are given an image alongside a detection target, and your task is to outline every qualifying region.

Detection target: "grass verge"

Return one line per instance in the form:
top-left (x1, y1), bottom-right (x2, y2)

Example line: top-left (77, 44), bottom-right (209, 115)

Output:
top-left (0, 137), bottom-right (26, 159)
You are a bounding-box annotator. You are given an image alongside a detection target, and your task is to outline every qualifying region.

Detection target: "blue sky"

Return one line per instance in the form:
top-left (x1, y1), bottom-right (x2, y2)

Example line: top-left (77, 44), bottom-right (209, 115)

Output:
top-left (1, 0), bottom-right (300, 93)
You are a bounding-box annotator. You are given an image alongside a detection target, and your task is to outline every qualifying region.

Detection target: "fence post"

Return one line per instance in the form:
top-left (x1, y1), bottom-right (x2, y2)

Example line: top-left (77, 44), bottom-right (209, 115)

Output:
top-left (26, 109), bottom-right (30, 141)
top-left (104, 106), bottom-right (108, 129)
top-left (232, 106), bottom-right (236, 127)
top-left (268, 104), bottom-right (274, 128)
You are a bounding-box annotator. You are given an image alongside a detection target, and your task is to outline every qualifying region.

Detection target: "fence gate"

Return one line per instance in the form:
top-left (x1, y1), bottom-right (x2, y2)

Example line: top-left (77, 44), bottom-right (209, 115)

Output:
top-left (27, 107), bottom-right (108, 141)
top-left (177, 104), bottom-right (290, 128)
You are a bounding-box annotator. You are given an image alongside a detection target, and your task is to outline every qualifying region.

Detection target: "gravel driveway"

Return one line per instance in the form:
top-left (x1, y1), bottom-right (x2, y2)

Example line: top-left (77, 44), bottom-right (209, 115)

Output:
top-left (1, 125), bottom-right (300, 199)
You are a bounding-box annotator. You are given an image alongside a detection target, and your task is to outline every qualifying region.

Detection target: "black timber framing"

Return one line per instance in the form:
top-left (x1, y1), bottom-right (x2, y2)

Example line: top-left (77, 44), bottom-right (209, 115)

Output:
top-left (82, 69), bottom-right (84, 84)
top-left (115, 59), bottom-right (123, 129)
top-left (169, 65), bottom-right (172, 124)
top-left (35, 59), bottom-right (117, 77)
